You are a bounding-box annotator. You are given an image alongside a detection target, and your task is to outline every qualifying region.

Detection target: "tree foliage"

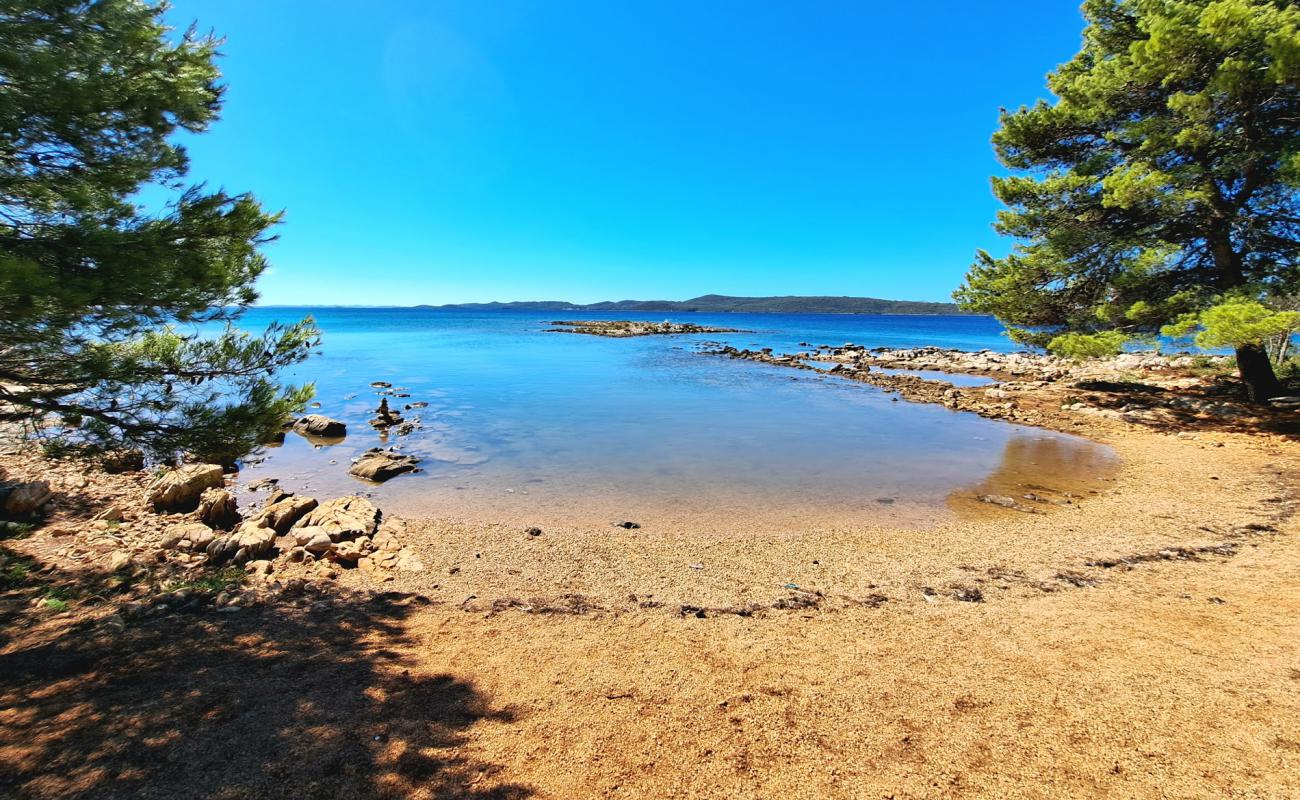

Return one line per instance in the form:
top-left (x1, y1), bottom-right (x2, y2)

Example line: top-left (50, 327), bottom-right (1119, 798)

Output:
top-left (0, 0), bottom-right (318, 465)
top-left (955, 0), bottom-right (1300, 400)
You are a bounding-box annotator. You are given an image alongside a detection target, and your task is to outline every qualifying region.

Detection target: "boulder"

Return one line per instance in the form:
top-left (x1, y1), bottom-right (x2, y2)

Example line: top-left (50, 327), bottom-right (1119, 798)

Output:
top-left (147, 464), bottom-right (224, 512)
top-left (292, 415), bottom-right (347, 438)
top-left (3, 481), bottom-right (53, 515)
top-left (196, 487), bottom-right (240, 530)
top-left (249, 494), bottom-right (318, 534)
top-left (163, 521), bottom-right (217, 552)
top-left (294, 496), bottom-right (380, 541)
top-left (207, 521), bottom-right (277, 565)
top-left (348, 449), bottom-right (420, 482)
top-left (292, 526), bottom-right (335, 555)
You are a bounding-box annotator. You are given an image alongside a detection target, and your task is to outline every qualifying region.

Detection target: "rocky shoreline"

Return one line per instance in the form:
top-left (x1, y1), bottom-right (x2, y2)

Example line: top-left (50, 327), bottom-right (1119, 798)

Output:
top-left (547, 319), bottom-right (743, 337)
top-left (706, 342), bottom-right (1297, 435)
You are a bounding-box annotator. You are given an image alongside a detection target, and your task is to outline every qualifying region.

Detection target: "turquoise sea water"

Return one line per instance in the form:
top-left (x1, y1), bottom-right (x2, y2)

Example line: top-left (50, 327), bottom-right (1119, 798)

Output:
top-left (231, 308), bottom-right (1117, 531)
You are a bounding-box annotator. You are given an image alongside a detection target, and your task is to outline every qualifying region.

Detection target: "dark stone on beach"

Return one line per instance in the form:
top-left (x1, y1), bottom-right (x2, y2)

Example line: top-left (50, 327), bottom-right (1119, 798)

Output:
top-left (615, 521), bottom-right (641, 529)
top-left (526, 527), bottom-right (543, 537)
top-left (875, 497), bottom-right (895, 504)
top-left (952, 587), bottom-right (984, 603)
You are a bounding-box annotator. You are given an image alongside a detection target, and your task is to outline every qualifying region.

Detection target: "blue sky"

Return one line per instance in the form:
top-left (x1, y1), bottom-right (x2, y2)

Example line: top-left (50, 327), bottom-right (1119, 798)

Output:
top-left (163, 1), bottom-right (1085, 306)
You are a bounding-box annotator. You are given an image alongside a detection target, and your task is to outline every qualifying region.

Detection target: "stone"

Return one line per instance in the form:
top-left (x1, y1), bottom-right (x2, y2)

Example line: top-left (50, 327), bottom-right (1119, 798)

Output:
top-left (106, 551), bottom-right (133, 572)
top-left (196, 487), bottom-right (240, 530)
top-left (348, 449), bottom-right (420, 482)
top-left (147, 464), bottom-right (224, 512)
top-left (249, 494), bottom-right (318, 534)
top-left (331, 539), bottom-right (364, 562)
top-left (293, 526), bottom-right (335, 555)
top-left (295, 496), bottom-right (381, 541)
top-left (92, 505), bottom-right (123, 523)
top-left (3, 481), bottom-right (53, 515)
top-left (165, 521), bottom-right (216, 552)
top-left (292, 414), bottom-right (347, 438)
top-left (206, 521), bottom-right (277, 565)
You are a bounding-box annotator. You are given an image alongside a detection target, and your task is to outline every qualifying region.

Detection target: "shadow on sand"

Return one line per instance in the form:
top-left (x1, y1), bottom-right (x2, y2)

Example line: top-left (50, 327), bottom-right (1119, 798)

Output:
top-left (0, 554), bottom-right (531, 799)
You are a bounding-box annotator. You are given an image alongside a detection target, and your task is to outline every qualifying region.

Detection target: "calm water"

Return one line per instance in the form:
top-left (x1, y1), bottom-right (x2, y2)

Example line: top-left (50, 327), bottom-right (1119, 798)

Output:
top-left (231, 308), bottom-right (1117, 531)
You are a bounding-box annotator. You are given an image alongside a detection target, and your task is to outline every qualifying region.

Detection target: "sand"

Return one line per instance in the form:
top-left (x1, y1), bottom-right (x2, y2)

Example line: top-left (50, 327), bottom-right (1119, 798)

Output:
top-left (2, 375), bottom-right (1299, 798)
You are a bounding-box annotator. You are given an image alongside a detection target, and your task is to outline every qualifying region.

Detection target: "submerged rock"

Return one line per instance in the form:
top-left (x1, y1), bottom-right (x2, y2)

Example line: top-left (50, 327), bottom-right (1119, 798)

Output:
top-left (349, 449), bottom-right (419, 482)
top-left (292, 414), bottom-right (347, 438)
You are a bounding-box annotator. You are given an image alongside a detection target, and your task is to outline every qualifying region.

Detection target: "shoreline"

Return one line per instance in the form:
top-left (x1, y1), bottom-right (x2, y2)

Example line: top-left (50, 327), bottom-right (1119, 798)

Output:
top-left (3, 348), bottom-right (1299, 797)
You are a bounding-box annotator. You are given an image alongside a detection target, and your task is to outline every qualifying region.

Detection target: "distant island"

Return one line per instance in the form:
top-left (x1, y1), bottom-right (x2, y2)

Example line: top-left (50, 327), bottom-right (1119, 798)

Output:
top-left (416, 294), bottom-right (969, 315)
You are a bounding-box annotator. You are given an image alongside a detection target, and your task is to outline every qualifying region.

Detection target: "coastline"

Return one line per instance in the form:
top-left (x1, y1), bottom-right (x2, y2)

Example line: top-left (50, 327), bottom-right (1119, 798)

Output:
top-left (2, 349), bottom-right (1299, 797)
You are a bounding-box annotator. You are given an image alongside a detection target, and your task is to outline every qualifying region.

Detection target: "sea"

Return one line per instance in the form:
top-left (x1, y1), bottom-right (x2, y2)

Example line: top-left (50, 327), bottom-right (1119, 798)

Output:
top-left (229, 308), bottom-right (1118, 531)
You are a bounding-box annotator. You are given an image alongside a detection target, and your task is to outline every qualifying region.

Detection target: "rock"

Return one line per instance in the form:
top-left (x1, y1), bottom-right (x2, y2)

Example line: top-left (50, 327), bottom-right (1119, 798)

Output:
top-left (147, 464), bottom-right (224, 512)
top-left (614, 521), bottom-right (641, 530)
top-left (331, 539), bottom-right (364, 562)
top-left (348, 449), bottom-right (419, 482)
top-left (3, 481), bottom-right (53, 515)
top-left (92, 505), bottom-right (124, 523)
top-left (1269, 395), bottom-right (1300, 410)
top-left (106, 551), bottom-right (133, 572)
top-left (296, 496), bottom-right (381, 541)
top-left (292, 526), bottom-right (335, 555)
top-left (526, 527), bottom-right (543, 537)
top-left (196, 487), bottom-right (240, 530)
top-left (206, 520), bottom-right (277, 565)
top-left (292, 414), bottom-right (347, 438)
top-left (977, 494), bottom-right (1018, 508)
top-left (246, 559), bottom-right (273, 577)
top-left (369, 398), bottom-right (403, 429)
top-left (164, 521), bottom-right (216, 551)
top-left (100, 450), bottom-right (145, 474)
top-left (249, 494), bottom-right (318, 534)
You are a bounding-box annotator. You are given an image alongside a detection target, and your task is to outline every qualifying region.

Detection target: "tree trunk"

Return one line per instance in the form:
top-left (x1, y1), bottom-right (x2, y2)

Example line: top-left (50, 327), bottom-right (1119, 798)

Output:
top-left (1236, 343), bottom-right (1285, 403)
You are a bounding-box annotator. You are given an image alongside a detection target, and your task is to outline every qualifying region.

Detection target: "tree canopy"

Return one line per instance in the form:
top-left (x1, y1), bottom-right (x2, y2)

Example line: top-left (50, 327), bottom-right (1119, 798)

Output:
top-left (955, 0), bottom-right (1300, 400)
top-left (0, 0), bottom-right (317, 464)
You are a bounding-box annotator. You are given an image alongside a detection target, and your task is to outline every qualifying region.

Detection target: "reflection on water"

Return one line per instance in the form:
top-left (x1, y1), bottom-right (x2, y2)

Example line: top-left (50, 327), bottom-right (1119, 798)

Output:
top-left (229, 308), bottom-right (1118, 532)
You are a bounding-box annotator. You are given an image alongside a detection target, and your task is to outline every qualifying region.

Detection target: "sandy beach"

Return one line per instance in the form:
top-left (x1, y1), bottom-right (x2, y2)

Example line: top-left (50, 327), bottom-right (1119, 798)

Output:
top-left (2, 350), bottom-right (1299, 798)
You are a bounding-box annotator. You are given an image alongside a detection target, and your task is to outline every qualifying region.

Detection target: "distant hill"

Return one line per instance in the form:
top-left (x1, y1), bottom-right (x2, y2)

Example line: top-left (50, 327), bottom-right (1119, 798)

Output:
top-left (419, 294), bottom-right (968, 315)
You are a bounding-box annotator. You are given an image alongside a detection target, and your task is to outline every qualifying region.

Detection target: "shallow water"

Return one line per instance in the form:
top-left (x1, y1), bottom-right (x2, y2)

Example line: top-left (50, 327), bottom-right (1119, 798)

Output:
top-left (232, 308), bottom-right (1118, 531)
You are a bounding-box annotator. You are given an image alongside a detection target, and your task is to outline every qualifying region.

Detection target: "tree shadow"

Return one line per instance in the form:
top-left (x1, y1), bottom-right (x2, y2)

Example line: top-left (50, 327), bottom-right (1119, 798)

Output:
top-left (0, 558), bottom-right (532, 800)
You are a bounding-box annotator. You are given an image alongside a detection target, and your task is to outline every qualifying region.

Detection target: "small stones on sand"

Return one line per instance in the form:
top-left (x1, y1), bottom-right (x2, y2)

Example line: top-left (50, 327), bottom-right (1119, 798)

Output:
top-left (525, 527), bottom-right (543, 537)
top-left (615, 521), bottom-right (641, 530)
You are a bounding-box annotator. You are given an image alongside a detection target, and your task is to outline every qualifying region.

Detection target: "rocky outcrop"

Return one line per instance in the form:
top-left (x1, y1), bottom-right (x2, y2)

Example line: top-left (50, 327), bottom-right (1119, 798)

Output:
top-left (348, 449), bottom-right (420, 482)
top-left (206, 520), bottom-right (277, 565)
top-left (549, 320), bottom-right (742, 337)
top-left (147, 464), bottom-right (224, 512)
top-left (161, 521), bottom-right (217, 553)
top-left (291, 414), bottom-right (347, 438)
top-left (196, 487), bottom-right (240, 530)
top-left (248, 493), bottom-right (318, 534)
top-left (294, 495), bottom-right (380, 540)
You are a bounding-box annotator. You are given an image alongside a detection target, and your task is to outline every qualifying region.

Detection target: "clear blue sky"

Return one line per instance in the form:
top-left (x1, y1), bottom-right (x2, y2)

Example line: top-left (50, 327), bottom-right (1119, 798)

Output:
top-left (163, 1), bottom-right (1085, 306)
